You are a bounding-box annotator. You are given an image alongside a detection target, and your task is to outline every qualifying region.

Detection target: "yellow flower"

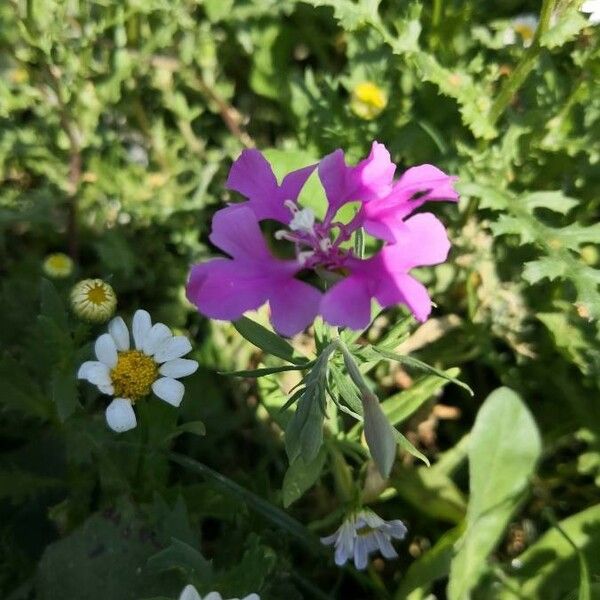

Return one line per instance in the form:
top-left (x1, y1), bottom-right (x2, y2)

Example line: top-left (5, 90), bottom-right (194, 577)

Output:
top-left (43, 253), bottom-right (74, 279)
top-left (351, 82), bottom-right (388, 120)
top-left (71, 279), bottom-right (117, 322)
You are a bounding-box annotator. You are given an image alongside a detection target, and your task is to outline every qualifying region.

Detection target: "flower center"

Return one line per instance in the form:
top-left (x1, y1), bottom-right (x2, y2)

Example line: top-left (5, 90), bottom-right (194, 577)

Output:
top-left (86, 283), bottom-right (110, 305)
top-left (110, 350), bottom-right (158, 401)
top-left (276, 201), bottom-right (354, 270)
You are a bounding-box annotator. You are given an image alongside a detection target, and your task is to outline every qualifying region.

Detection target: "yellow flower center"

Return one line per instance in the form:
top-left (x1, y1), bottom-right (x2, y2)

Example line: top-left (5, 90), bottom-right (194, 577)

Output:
top-left (514, 24), bottom-right (535, 42)
top-left (86, 283), bottom-right (110, 305)
top-left (354, 82), bottom-right (387, 109)
top-left (351, 82), bottom-right (388, 120)
top-left (110, 350), bottom-right (158, 401)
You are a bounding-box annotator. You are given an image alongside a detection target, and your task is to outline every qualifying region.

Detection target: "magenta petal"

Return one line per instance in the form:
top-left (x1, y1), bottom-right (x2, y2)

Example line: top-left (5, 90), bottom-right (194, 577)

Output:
top-left (380, 213), bottom-right (451, 270)
top-left (186, 259), bottom-right (271, 321)
top-left (375, 273), bottom-right (432, 322)
top-left (319, 149), bottom-right (347, 216)
top-left (209, 206), bottom-right (272, 260)
top-left (351, 142), bottom-right (396, 201)
top-left (279, 164), bottom-right (318, 203)
top-left (395, 164), bottom-right (458, 201)
top-left (320, 142), bottom-right (395, 223)
top-left (320, 276), bottom-right (372, 330)
top-left (226, 149), bottom-right (278, 201)
top-left (269, 279), bottom-right (321, 337)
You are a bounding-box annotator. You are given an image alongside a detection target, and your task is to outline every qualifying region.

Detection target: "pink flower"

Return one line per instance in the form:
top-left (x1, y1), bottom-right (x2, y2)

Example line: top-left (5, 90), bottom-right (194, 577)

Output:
top-left (187, 143), bottom-right (457, 336)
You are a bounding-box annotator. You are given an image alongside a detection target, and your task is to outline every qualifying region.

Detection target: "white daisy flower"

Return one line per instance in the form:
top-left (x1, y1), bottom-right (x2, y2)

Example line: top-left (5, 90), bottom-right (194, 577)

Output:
top-left (581, 0), bottom-right (600, 24)
top-left (78, 309), bottom-right (199, 432)
top-left (321, 509), bottom-right (407, 570)
top-left (71, 278), bottom-right (117, 322)
top-left (179, 584), bottom-right (259, 600)
top-left (503, 14), bottom-right (539, 47)
top-left (43, 252), bottom-right (74, 278)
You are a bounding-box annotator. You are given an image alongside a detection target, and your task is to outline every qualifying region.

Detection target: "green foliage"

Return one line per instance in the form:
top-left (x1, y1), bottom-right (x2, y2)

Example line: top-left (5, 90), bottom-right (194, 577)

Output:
top-left (2, 0), bottom-right (600, 598)
top-left (448, 387), bottom-right (542, 599)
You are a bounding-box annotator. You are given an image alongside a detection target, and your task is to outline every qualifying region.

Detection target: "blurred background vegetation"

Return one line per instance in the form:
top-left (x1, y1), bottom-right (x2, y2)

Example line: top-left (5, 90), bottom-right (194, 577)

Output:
top-left (1, 0), bottom-right (599, 598)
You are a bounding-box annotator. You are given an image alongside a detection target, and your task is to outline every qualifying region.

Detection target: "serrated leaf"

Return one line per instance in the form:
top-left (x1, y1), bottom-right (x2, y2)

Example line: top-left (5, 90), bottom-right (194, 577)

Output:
top-left (522, 256), bottom-right (568, 283)
top-left (282, 447), bottom-right (327, 507)
top-left (303, 0), bottom-right (381, 31)
top-left (412, 52), bottom-right (497, 139)
top-left (147, 538), bottom-right (211, 579)
top-left (523, 191), bottom-right (579, 215)
top-left (540, 8), bottom-right (588, 49)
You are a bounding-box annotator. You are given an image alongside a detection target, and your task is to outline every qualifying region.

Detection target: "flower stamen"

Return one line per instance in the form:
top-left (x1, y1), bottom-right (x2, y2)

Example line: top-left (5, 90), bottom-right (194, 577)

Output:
top-left (110, 350), bottom-right (158, 401)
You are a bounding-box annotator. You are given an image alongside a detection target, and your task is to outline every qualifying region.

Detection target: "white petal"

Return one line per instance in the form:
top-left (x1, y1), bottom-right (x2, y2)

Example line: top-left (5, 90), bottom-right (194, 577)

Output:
top-left (154, 336), bottom-right (192, 363)
top-left (95, 333), bottom-right (118, 367)
top-left (105, 398), bottom-right (137, 432)
top-left (374, 531), bottom-right (398, 559)
top-left (142, 323), bottom-right (172, 356)
top-left (581, 0), bottom-right (599, 12)
top-left (353, 536), bottom-right (369, 570)
top-left (98, 383), bottom-right (115, 395)
top-left (159, 358), bottom-right (198, 378)
top-left (178, 585), bottom-right (202, 600)
top-left (78, 360), bottom-right (108, 383)
top-left (132, 309), bottom-right (152, 350)
top-left (152, 377), bottom-right (185, 407)
top-left (204, 593), bottom-right (223, 600)
top-left (242, 595), bottom-right (260, 600)
top-left (108, 316), bottom-right (130, 351)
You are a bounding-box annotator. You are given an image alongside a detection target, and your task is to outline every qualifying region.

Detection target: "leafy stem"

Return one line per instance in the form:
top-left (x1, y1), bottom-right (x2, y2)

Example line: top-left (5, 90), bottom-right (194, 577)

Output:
top-left (487, 0), bottom-right (557, 129)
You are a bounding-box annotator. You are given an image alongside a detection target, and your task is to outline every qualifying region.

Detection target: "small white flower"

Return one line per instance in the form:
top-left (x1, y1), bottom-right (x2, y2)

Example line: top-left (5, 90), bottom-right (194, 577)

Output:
top-left (179, 585), bottom-right (259, 600)
top-left (581, 0), bottom-right (600, 24)
top-left (43, 252), bottom-right (74, 278)
top-left (78, 309), bottom-right (199, 432)
top-left (71, 279), bottom-right (117, 322)
top-left (503, 14), bottom-right (539, 47)
top-left (321, 509), bottom-right (407, 570)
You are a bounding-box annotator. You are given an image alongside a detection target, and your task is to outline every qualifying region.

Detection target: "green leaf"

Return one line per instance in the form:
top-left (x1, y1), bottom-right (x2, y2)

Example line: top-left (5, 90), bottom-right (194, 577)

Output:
top-left (221, 363), bottom-right (314, 378)
top-left (497, 504), bottom-right (600, 599)
top-left (282, 447), bottom-right (327, 507)
top-left (447, 387), bottom-right (542, 600)
top-left (394, 524), bottom-right (465, 599)
top-left (522, 191), bottom-right (579, 215)
top-left (392, 428), bottom-right (430, 467)
top-left (362, 392), bottom-right (397, 477)
top-left (36, 509), bottom-right (178, 600)
top-left (392, 465), bottom-right (466, 524)
top-left (330, 363), bottom-right (363, 416)
top-left (40, 278), bottom-right (68, 330)
top-left (411, 52), bottom-right (497, 139)
top-left (540, 7), bottom-right (588, 49)
top-left (51, 362), bottom-right (79, 422)
top-left (147, 538), bottom-right (211, 579)
top-left (0, 354), bottom-right (50, 419)
top-left (170, 453), bottom-right (324, 554)
top-left (168, 420), bottom-right (207, 440)
top-left (371, 348), bottom-right (473, 395)
top-left (302, 0), bottom-right (381, 31)
top-left (233, 317), bottom-right (307, 365)
top-left (381, 368), bottom-right (459, 427)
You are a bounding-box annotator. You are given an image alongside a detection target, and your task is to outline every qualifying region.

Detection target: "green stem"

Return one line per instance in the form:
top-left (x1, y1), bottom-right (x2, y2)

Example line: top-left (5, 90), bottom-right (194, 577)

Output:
top-left (488, 0), bottom-right (556, 128)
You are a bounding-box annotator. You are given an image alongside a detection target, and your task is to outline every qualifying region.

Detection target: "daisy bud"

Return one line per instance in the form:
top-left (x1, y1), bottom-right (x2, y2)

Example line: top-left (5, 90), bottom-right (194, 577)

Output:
top-left (42, 252), bottom-right (74, 279)
top-left (70, 278), bottom-right (117, 323)
top-left (350, 81), bottom-right (387, 120)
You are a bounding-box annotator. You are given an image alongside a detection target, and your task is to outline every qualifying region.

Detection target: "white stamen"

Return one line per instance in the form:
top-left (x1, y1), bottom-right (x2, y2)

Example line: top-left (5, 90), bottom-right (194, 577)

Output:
top-left (284, 199), bottom-right (299, 213)
top-left (319, 237), bottom-right (332, 252)
top-left (297, 251), bottom-right (315, 266)
top-left (289, 207), bottom-right (316, 233)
